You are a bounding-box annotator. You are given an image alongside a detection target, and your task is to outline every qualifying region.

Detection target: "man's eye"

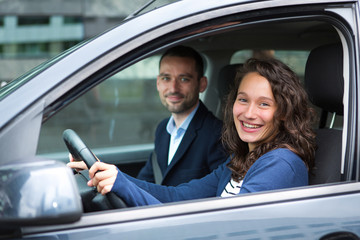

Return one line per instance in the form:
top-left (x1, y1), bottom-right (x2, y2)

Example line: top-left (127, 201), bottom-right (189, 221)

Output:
top-left (161, 76), bottom-right (170, 81)
top-left (180, 77), bottom-right (190, 82)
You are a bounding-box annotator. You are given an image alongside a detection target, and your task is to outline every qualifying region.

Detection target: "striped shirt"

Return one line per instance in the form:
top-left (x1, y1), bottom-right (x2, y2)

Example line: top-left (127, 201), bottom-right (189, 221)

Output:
top-left (221, 178), bottom-right (243, 197)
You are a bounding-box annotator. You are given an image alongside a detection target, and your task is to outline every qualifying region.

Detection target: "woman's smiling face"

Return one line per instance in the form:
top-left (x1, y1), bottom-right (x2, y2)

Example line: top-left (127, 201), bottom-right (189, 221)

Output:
top-left (233, 72), bottom-right (277, 151)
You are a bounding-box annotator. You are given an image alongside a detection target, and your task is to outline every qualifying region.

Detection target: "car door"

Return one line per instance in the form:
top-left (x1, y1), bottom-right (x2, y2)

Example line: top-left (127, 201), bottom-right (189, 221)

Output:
top-left (1, 0), bottom-right (360, 239)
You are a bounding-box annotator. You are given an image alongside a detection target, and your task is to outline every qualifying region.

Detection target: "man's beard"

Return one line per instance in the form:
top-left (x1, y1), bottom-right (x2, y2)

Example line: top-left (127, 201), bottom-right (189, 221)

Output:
top-left (162, 93), bottom-right (198, 114)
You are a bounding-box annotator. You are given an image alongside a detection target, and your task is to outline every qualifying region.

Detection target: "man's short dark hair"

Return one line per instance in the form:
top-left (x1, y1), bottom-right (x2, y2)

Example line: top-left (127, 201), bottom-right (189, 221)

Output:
top-left (160, 45), bottom-right (204, 79)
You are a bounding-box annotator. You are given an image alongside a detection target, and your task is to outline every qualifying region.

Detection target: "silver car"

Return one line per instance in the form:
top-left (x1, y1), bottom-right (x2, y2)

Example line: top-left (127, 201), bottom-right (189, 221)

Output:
top-left (1, 0), bottom-right (359, 239)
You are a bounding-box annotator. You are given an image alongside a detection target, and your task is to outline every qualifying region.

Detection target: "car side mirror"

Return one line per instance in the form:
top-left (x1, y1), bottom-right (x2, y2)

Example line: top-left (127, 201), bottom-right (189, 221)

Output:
top-left (0, 158), bottom-right (82, 229)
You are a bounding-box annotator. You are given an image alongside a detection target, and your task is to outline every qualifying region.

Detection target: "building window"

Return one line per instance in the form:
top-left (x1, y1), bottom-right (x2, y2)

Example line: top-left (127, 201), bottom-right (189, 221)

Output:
top-left (18, 16), bottom-right (50, 26)
top-left (63, 16), bottom-right (82, 24)
top-left (17, 43), bottom-right (50, 57)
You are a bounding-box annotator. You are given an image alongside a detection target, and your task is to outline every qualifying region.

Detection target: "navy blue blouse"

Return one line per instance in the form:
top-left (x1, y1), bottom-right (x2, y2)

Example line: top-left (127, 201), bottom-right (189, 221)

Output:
top-left (111, 148), bottom-right (308, 207)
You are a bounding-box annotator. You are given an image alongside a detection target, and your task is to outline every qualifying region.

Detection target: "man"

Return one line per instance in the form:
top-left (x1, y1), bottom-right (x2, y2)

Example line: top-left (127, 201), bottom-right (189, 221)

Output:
top-left (137, 45), bottom-right (228, 186)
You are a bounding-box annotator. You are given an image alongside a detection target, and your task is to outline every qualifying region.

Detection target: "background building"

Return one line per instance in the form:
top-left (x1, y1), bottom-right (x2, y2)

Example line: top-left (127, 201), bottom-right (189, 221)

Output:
top-left (0, 0), bottom-right (171, 83)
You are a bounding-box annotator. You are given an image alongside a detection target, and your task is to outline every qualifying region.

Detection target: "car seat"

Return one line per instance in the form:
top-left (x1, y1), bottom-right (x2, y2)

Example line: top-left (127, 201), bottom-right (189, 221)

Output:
top-left (304, 42), bottom-right (344, 185)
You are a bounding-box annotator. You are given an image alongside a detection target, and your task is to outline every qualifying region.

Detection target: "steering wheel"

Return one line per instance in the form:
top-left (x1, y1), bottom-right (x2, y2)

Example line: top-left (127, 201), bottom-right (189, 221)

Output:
top-left (63, 129), bottom-right (127, 211)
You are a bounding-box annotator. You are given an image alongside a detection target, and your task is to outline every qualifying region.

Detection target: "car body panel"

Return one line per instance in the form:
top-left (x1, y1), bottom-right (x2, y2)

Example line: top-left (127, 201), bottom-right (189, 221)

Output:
top-left (21, 183), bottom-right (360, 239)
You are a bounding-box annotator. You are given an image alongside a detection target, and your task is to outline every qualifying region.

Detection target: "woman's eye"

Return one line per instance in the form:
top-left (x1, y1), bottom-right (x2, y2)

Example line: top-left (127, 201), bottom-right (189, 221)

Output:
top-left (260, 102), bottom-right (270, 107)
top-left (238, 98), bottom-right (247, 103)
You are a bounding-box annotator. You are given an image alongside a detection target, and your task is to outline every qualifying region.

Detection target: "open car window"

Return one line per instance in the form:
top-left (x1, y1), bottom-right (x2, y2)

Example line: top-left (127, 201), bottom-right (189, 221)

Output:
top-left (37, 13), bottom-right (348, 184)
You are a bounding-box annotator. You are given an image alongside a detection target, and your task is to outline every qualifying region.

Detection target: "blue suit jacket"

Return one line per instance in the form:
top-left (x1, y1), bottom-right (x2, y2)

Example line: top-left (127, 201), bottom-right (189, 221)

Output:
top-left (113, 148), bottom-right (309, 207)
top-left (137, 101), bottom-right (228, 186)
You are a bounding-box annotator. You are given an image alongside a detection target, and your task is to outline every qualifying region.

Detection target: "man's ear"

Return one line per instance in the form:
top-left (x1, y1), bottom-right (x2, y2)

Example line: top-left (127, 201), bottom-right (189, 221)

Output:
top-left (156, 76), bottom-right (160, 91)
top-left (199, 76), bottom-right (208, 93)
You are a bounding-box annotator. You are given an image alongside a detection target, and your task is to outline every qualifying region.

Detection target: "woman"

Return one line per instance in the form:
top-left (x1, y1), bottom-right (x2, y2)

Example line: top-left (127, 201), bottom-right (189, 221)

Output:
top-left (86, 58), bottom-right (317, 207)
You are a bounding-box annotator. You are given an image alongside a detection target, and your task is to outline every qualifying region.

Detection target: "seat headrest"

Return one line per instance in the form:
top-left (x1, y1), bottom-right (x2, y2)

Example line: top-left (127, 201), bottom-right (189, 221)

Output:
top-left (217, 64), bottom-right (242, 98)
top-left (305, 43), bottom-right (344, 115)
top-left (215, 64), bottom-right (242, 118)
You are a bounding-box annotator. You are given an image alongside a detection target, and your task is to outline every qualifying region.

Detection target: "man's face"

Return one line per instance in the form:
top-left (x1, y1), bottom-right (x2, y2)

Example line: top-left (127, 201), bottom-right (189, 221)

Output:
top-left (157, 56), bottom-right (207, 115)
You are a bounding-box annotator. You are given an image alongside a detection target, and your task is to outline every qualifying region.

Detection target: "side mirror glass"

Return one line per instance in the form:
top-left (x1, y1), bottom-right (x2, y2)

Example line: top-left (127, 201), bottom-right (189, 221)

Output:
top-left (0, 158), bottom-right (82, 228)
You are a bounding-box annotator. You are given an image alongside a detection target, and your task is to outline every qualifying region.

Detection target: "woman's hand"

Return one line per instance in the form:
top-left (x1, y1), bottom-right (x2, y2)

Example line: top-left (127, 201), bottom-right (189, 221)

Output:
top-left (66, 153), bottom-right (88, 171)
top-left (87, 162), bottom-right (118, 195)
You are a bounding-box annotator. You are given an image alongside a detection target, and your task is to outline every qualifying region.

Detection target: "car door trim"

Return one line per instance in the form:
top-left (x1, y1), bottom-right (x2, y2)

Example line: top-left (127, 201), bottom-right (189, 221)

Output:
top-left (21, 182), bottom-right (360, 235)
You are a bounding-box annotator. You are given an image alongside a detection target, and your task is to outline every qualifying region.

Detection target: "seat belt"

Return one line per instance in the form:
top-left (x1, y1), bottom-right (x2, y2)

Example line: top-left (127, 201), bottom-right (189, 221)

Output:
top-left (151, 151), bottom-right (163, 184)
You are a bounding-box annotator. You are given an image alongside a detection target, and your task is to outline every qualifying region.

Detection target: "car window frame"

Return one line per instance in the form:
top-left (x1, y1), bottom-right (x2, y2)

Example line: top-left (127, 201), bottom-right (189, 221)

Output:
top-left (38, 1), bottom-right (357, 185)
top-left (42, 4), bottom-right (357, 180)
top-left (53, 1), bottom-right (357, 193)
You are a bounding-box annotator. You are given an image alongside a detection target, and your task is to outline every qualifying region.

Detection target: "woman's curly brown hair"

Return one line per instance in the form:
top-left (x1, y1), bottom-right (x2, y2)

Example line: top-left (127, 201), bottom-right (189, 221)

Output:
top-left (221, 58), bottom-right (317, 181)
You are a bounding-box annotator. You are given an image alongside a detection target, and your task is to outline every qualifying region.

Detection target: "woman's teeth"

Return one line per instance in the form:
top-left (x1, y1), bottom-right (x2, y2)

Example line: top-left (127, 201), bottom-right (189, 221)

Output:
top-left (242, 122), bottom-right (261, 129)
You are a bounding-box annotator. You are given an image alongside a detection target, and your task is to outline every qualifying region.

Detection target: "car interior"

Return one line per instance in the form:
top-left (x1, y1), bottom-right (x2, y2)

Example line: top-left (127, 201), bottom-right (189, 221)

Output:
top-left (36, 16), bottom-right (347, 212)
top-left (304, 42), bottom-right (344, 185)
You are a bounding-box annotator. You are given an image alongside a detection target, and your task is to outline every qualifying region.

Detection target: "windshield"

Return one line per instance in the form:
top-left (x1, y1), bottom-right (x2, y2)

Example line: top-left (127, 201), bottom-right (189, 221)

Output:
top-left (0, 0), bottom-right (180, 101)
top-left (0, 41), bottom-right (88, 101)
